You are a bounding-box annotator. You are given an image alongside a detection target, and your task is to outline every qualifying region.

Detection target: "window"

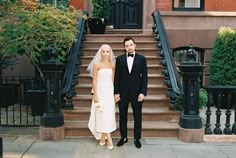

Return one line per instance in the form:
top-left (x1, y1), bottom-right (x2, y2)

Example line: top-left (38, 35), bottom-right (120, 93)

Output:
top-left (39, 0), bottom-right (69, 7)
top-left (173, 0), bottom-right (204, 11)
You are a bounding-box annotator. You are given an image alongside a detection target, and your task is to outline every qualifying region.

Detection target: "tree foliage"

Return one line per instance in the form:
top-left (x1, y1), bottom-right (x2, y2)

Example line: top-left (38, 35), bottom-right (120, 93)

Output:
top-left (210, 26), bottom-right (236, 86)
top-left (0, 0), bottom-right (85, 77)
top-left (90, 0), bottom-right (111, 19)
top-left (0, 0), bottom-right (81, 63)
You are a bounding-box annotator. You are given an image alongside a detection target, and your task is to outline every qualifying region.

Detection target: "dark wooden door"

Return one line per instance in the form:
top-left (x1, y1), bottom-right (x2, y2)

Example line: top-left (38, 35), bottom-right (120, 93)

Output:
top-left (111, 0), bottom-right (143, 29)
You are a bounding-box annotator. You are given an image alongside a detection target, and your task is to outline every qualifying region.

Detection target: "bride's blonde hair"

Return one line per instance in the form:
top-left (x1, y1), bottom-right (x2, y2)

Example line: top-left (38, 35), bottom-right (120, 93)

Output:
top-left (97, 44), bottom-right (114, 63)
top-left (87, 44), bottom-right (115, 77)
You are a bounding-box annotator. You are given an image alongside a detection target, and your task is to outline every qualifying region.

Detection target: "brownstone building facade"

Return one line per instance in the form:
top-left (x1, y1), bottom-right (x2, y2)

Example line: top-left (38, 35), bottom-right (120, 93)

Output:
top-left (68, 0), bottom-right (236, 85)
top-left (3, 0), bottom-right (236, 83)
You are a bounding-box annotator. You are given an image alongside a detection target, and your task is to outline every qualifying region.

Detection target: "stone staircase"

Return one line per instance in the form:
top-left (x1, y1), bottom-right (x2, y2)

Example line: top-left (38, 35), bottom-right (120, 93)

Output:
top-left (63, 31), bottom-right (180, 138)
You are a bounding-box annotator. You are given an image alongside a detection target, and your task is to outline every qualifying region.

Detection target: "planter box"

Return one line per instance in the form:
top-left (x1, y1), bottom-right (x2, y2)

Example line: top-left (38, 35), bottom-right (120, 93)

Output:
top-left (88, 18), bottom-right (106, 34)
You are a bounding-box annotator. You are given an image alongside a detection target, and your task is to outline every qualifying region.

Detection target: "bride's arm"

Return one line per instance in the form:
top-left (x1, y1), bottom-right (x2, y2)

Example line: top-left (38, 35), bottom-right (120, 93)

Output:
top-left (112, 63), bottom-right (115, 82)
top-left (93, 64), bottom-right (99, 103)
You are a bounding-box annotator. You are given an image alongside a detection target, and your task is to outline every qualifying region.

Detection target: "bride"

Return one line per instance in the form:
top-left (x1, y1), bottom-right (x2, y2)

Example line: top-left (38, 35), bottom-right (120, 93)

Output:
top-left (87, 44), bottom-right (116, 150)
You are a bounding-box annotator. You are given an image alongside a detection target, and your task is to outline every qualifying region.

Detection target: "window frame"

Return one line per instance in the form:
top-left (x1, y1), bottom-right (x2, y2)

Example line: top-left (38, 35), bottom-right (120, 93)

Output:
top-left (172, 0), bottom-right (205, 11)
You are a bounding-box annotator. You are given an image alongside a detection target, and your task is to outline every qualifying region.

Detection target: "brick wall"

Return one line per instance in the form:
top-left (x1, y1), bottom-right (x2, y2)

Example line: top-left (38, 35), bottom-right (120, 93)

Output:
top-left (69, 0), bottom-right (84, 10)
top-left (205, 0), bottom-right (236, 11)
top-left (69, 0), bottom-right (236, 12)
top-left (156, 0), bottom-right (172, 11)
top-left (155, 0), bottom-right (236, 11)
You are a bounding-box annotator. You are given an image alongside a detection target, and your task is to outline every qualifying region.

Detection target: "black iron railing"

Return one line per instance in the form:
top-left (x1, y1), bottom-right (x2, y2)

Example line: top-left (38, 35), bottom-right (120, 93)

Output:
top-left (0, 76), bottom-right (43, 126)
top-left (152, 10), bottom-right (182, 109)
top-left (204, 86), bottom-right (236, 135)
top-left (62, 11), bottom-right (88, 109)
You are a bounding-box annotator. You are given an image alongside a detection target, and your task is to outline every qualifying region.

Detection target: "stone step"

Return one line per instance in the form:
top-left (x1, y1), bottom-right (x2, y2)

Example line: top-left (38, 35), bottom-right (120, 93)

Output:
top-left (75, 84), bottom-right (167, 96)
top-left (72, 95), bottom-right (170, 108)
top-left (66, 32), bottom-right (179, 138)
top-left (80, 56), bottom-right (160, 65)
top-left (63, 107), bottom-right (180, 122)
top-left (79, 64), bottom-right (163, 74)
top-left (83, 41), bottom-right (157, 49)
top-left (81, 48), bottom-right (158, 56)
top-left (105, 28), bottom-right (144, 34)
top-left (84, 34), bottom-right (155, 42)
top-left (77, 74), bottom-right (164, 85)
top-left (64, 120), bottom-right (179, 138)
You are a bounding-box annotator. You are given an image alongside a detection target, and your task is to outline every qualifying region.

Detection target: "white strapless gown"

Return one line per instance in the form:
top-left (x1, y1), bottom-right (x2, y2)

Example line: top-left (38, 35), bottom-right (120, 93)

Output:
top-left (88, 69), bottom-right (116, 140)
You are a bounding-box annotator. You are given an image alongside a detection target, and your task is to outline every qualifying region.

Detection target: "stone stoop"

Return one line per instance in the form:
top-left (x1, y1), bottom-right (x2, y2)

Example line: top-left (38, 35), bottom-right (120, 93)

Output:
top-left (64, 32), bottom-right (180, 138)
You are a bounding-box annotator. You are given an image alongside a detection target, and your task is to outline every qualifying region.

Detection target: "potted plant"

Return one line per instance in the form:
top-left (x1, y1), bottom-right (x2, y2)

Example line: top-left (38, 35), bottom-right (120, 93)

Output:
top-left (88, 0), bottom-right (111, 34)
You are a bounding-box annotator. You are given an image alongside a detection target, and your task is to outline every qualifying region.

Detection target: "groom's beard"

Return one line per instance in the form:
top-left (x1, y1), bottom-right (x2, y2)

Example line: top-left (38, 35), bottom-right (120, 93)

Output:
top-left (127, 50), bottom-right (134, 53)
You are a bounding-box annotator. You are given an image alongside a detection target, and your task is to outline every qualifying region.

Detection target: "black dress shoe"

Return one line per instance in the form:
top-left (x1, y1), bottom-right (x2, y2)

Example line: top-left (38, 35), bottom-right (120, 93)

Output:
top-left (134, 139), bottom-right (141, 148)
top-left (116, 138), bottom-right (128, 147)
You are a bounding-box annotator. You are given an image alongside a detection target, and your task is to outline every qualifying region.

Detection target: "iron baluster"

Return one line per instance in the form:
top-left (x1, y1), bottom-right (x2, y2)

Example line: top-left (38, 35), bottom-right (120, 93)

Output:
top-left (232, 100), bottom-right (236, 134)
top-left (223, 92), bottom-right (232, 134)
top-left (205, 90), bottom-right (212, 134)
top-left (214, 92), bottom-right (222, 134)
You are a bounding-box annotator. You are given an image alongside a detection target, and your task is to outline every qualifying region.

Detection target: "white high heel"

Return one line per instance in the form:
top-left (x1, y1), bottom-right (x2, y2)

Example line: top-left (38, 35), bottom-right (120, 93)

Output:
top-left (107, 145), bottom-right (113, 150)
top-left (107, 141), bottom-right (113, 150)
top-left (100, 141), bottom-right (105, 146)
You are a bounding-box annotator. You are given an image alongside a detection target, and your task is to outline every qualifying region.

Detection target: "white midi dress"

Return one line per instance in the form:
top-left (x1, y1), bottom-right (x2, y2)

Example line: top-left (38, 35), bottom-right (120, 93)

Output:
top-left (88, 69), bottom-right (116, 140)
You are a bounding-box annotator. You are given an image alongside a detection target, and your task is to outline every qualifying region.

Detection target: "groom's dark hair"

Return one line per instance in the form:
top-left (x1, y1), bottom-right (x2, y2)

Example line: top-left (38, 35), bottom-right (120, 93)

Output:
top-left (123, 36), bottom-right (136, 45)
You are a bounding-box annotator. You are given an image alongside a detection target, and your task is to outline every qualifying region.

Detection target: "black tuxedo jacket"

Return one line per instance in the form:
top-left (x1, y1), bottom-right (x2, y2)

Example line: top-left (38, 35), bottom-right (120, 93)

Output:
top-left (114, 53), bottom-right (148, 98)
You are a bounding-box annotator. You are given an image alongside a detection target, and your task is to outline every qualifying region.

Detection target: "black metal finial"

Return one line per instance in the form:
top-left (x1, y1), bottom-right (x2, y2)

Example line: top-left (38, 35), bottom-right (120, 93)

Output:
top-left (186, 44), bottom-right (196, 63)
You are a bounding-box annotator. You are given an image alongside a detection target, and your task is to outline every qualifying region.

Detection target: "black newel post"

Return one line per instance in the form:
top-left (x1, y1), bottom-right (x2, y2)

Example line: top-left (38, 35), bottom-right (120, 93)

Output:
top-left (178, 45), bottom-right (204, 129)
top-left (0, 137), bottom-right (2, 158)
top-left (178, 45), bottom-right (205, 143)
top-left (39, 48), bottom-right (64, 140)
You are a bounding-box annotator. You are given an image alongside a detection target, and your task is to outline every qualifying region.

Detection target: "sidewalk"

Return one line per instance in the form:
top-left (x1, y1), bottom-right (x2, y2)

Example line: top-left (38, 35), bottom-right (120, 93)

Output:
top-left (1, 127), bottom-right (236, 158)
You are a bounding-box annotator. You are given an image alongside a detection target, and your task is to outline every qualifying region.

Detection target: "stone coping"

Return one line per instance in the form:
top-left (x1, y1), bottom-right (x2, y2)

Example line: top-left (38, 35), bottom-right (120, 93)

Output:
top-left (161, 11), bottom-right (236, 17)
top-left (204, 135), bottom-right (236, 143)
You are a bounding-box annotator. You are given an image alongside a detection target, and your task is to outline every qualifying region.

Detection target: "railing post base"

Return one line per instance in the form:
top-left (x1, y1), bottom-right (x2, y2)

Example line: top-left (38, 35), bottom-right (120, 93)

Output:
top-left (179, 113), bottom-right (202, 129)
top-left (179, 127), bottom-right (204, 143)
top-left (39, 126), bottom-right (65, 141)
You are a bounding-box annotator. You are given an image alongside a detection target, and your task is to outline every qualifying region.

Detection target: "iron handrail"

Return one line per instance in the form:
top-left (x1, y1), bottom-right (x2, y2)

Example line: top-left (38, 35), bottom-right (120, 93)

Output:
top-left (62, 12), bottom-right (87, 94)
top-left (152, 10), bottom-right (182, 95)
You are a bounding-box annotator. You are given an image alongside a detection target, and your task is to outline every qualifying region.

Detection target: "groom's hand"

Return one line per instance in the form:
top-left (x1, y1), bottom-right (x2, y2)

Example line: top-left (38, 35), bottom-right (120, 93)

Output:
top-left (138, 94), bottom-right (144, 102)
top-left (114, 94), bottom-right (120, 103)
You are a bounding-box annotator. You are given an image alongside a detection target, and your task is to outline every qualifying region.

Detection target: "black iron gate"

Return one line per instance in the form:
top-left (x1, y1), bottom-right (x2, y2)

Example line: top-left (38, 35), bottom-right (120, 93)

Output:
top-left (0, 76), bottom-right (45, 126)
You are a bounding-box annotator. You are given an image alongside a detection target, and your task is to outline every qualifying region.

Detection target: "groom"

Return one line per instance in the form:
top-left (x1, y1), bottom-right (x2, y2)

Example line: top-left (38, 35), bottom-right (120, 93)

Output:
top-left (114, 36), bottom-right (148, 148)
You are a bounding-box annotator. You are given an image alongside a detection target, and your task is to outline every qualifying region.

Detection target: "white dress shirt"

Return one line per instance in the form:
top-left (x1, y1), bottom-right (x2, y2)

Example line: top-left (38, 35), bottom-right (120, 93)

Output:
top-left (127, 52), bottom-right (135, 73)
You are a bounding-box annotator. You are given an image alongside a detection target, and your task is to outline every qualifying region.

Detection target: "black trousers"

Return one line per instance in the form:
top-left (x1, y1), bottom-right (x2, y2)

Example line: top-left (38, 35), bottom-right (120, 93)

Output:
top-left (118, 96), bottom-right (142, 140)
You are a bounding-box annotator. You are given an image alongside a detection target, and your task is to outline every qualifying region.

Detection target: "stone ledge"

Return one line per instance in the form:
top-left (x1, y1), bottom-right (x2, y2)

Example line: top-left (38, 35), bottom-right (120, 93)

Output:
top-left (179, 127), bottom-right (204, 143)
top-left (204, 135), bottom-right (236, 143)
top-left (161, 11), bottom-right (236, 17)
top-left (39, 126), bottom-right (65, 141)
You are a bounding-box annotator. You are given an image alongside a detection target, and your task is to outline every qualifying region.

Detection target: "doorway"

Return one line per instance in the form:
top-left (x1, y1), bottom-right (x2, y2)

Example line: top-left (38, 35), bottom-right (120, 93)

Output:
top-left (111, 0), bottom-right (143, 29)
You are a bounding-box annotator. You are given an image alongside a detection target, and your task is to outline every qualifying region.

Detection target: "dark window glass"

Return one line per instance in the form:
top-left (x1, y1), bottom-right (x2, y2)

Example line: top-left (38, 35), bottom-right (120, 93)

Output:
top-left (173, 0), bottom-right (204, 11)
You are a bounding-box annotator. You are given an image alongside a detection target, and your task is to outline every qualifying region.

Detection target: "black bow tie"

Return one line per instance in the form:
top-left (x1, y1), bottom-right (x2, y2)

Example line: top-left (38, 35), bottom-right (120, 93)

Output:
top-left (127, 53), bottom-right (134, 57)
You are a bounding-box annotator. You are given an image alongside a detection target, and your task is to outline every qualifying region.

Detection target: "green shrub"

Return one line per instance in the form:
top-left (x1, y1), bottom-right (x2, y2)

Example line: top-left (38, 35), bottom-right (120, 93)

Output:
top-left (210, 26), bottom-right (236, 86)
